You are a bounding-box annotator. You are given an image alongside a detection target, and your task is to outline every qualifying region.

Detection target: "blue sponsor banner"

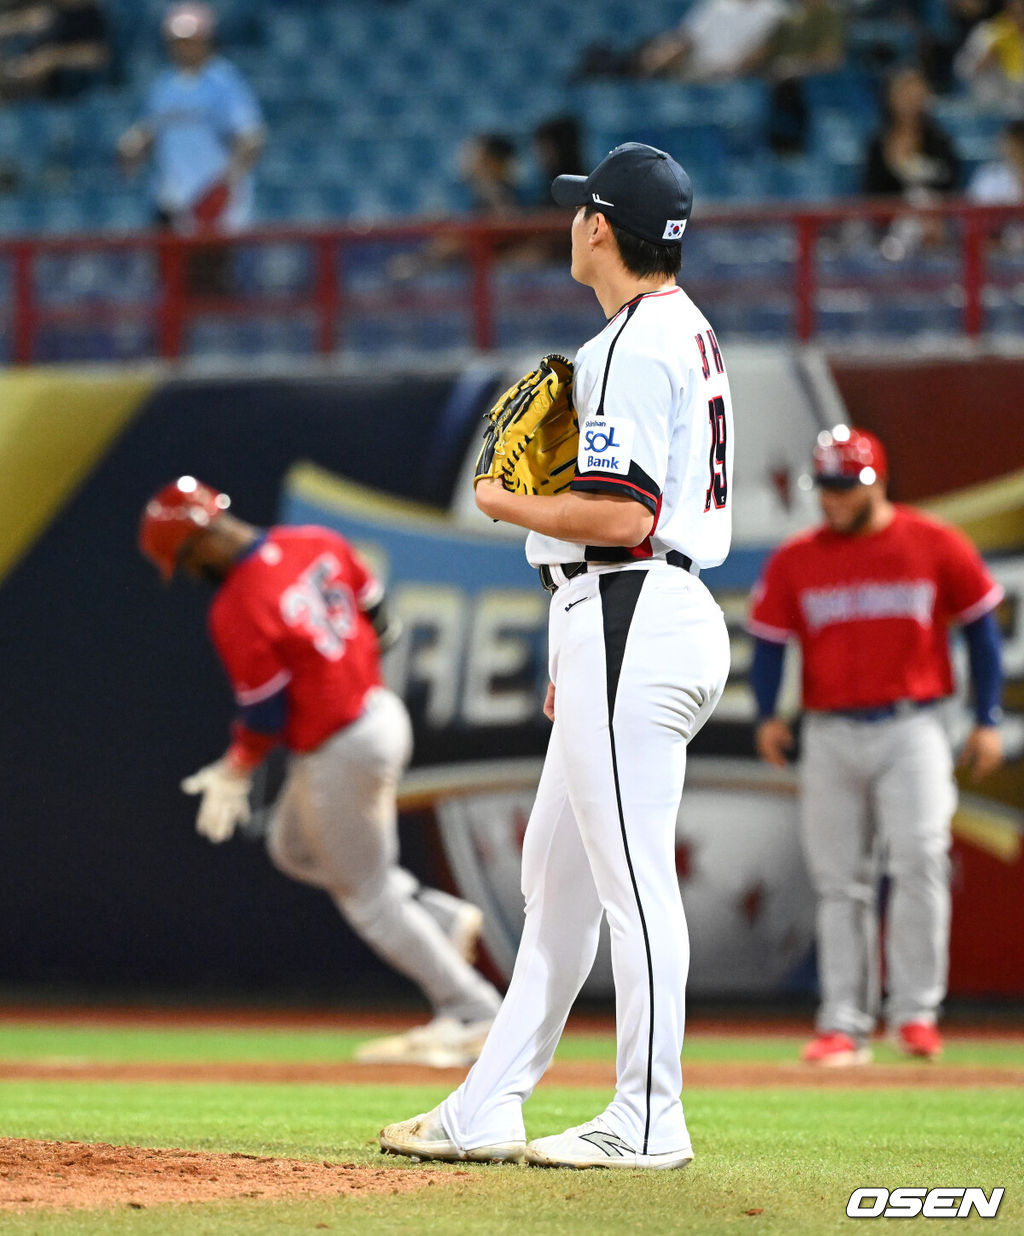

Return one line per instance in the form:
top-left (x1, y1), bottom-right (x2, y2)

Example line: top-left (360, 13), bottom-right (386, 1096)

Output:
top-left (280, 463), bottom-right (539, 593)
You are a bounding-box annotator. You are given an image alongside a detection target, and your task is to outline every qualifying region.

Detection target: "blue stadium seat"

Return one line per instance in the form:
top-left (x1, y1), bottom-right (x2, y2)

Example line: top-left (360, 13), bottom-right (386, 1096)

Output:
top-left (816, 292), bottom-right (875, 341)
top-left (341, 310), bottom-right (470, 356)
top-left (984, 295), bottom-right (1024, 338)
top-left (847, 18), bottom-right (919, 70)
top-left (233, 243), bottom-right (315, 297)
top-left (35, 249), bottom-right (157, 303)
top-left (802, 70), bottom-right (880, 122)
top-left (186, 314), bottom-right (317, 362)
top-left (766, 156), bottom-right (838, 203)
top-left (739, 298), bottom-right (793, 338)
top-left (35, 319), bottom-right (155, 363)
top-left (102, 193), bottom-right (150, 233)
top-left (879, 299), bottom-right (962, 336)
top-left (255, 184), bottom-right (311, 224)
top-left (932, 101), bottom-right (1004, 170)
top-left (264, 11), bottom-right (318, 58)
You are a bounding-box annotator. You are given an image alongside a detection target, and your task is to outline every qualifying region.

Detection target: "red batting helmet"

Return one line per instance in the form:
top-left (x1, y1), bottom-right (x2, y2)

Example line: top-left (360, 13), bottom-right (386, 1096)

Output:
top-left (812, 425), bottom-right (888, 488)
top-left (138, 476), bottom-right (231, 580)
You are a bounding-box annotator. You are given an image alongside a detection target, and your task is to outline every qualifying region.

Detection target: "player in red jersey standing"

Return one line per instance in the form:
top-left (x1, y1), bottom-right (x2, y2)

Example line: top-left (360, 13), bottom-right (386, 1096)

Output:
top-left (747, 427), bottom-right (1004, 1065)
top-left (138, 477), bottom-right (501, 1064)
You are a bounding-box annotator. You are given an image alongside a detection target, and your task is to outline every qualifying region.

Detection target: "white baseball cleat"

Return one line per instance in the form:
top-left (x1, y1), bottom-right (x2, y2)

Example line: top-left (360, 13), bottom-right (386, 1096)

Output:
top-left (379, 1106), bottom-right (525, 1164)
top-left (525, 1116), bottom-right (694, 1170)
top-left (354, 1016), bottom-right (493, 1068)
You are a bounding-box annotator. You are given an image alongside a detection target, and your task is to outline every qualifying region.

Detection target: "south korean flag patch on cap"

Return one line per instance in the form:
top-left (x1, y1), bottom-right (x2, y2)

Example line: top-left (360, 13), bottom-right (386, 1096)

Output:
top-left (662, 219), bottom-right (687, 240)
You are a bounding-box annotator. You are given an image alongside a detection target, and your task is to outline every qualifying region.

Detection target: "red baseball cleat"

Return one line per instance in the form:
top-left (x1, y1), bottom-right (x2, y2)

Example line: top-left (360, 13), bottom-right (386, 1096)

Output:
top-left (894, 1021), bottom-right (943, 1059)
top-left (800, 1031), bottom-right (872, 1067)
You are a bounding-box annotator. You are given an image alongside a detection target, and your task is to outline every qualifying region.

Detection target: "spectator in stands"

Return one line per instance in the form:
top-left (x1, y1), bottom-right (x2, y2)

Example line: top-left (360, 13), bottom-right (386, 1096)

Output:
top-left (118, 3), bottom-right (264, 295)
top-left (117, 3), bottom-right (264, 242)
top-left (634, 0), bottom-right (788, 81)
top-left (530, 115), bottom-right (585, 205)
top-left (861, 65), bottom-right (961, 257)
top-left (954, 0), bottom-right (1024, 109)
top-left (388, 132), bottom-right (524, 280)
top-left (967, 117), bottom-right (1024, 247)
top-left (860, 64), bottom-right (964, 255)
top-left (762, 0), bottom-right (846, 154)
top-left (0, 0), bottom-right (109, 100)
top-left (457, 132), bottom-right (521, 216)
top-left (495, 115), bottom-right (589, 264)
top-left (863, 66), bottom-right (961, 197)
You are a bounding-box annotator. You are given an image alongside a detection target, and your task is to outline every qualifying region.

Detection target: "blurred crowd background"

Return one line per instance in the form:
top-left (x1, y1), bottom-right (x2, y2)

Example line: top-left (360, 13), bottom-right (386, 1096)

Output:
top-left (0, 0), bottom-right (1022, 363)
top-left (0, 0), bottom-right (1021, 231)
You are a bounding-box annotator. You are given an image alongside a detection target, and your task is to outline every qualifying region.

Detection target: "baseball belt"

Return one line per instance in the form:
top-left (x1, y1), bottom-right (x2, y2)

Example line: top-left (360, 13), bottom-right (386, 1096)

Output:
top-left (539, 551), bottom-right (698, 595)
top-left (827, 699), bottom-right (941, 724)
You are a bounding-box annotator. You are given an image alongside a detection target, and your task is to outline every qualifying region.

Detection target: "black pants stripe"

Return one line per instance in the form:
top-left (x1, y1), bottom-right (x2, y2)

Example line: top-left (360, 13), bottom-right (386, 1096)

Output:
top-left (600, 570), bottom-right (656, 1154)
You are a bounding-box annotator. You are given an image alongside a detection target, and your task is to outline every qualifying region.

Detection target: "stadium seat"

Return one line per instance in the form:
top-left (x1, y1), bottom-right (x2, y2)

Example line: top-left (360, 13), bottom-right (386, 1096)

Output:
top-left (802, 69), bottom-right (880, 121)
top-left (35, 319), bottom-right (155, 363)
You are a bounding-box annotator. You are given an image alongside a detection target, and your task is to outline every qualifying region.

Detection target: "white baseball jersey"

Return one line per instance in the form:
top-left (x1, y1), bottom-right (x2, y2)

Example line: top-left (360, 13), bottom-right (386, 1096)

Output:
top-left (526, 286), bottom-right (734, 569)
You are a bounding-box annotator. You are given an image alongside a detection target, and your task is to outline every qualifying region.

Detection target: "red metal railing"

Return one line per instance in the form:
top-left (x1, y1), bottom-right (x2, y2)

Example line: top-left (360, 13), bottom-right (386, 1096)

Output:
top-left (2, 200), bottom-right (1023, 364)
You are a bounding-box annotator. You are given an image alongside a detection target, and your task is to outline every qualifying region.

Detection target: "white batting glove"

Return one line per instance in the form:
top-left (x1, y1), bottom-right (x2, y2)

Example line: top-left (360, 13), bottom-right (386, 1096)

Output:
top-left (181, 759), bottom-right (252, 844)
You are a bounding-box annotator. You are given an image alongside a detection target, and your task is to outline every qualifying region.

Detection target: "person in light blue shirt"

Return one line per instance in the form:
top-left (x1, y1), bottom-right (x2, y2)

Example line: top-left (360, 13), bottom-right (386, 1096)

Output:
top-left (118, 2), bottom-right (264, 234)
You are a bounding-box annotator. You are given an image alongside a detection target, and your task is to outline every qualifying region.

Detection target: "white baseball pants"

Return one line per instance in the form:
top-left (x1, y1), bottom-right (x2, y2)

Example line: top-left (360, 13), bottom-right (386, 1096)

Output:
top-left (440, 562), bottom-right (730, 1155)
top-left (266, 687), bottom-right (499, 1024)
top-left (800, 709), bottom-right (957, 1037)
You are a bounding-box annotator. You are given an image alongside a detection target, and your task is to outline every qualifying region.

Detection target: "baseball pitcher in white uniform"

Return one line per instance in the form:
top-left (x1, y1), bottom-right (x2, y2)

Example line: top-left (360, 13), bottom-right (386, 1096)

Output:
top-left (379, 142), bottom-right (733, 1169)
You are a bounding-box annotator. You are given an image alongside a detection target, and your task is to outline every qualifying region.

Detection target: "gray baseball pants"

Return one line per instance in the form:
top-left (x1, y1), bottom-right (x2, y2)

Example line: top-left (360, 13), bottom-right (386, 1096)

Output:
top-left (266, 686), bottom-right (500, 1023)
top-left (800, 709), bottom-right (957, 1038)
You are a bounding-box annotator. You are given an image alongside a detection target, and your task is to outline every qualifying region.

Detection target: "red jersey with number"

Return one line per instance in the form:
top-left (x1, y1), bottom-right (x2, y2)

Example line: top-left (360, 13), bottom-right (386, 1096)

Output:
top-left (209, 526), bottom-right (383, 754)
top-left (746, 505), bottom-right (1002, 711)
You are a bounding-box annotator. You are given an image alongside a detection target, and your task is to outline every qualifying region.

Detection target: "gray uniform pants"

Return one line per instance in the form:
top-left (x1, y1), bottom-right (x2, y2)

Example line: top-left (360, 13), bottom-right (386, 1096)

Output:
top-left (800, 709), bottom-right (957, 1038)
top-left (266, 687), bottom-right (499, 1023)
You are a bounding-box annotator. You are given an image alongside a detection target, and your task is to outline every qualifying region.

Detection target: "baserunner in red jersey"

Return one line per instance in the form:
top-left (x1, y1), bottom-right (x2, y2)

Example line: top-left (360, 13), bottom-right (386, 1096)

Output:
top-left (138, 477), bottom-right (500, 1065)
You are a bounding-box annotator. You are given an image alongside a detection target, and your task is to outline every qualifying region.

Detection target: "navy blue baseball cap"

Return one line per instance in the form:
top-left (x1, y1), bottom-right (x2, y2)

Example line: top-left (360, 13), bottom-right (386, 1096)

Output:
top-left (551, 142), bottom-right (693, 245)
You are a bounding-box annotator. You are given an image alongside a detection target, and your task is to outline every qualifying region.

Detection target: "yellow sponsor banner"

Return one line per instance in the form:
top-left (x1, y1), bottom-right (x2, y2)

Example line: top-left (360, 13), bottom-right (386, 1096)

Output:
top-left (953, 798), bottom-right (1023, 864)
top-left (0, 367), bottom-right (157, 581)
top-left (921, 468), bottom-right (1024, 553)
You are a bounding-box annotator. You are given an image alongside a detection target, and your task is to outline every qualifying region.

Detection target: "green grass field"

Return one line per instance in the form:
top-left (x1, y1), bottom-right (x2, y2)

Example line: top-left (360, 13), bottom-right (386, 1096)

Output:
top-left (1, 1018), bottom-right (1021, 1234)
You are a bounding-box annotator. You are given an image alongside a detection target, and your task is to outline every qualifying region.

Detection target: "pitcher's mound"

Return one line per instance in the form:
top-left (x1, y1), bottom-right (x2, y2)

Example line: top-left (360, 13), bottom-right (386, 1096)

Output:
top-left (0, 1138), bottom-right (459, 1211)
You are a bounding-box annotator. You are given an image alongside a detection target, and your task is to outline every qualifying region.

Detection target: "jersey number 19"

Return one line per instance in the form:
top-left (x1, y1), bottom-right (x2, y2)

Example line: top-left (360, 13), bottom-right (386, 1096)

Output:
top-left (705, 395), bottom-right (728, 511)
